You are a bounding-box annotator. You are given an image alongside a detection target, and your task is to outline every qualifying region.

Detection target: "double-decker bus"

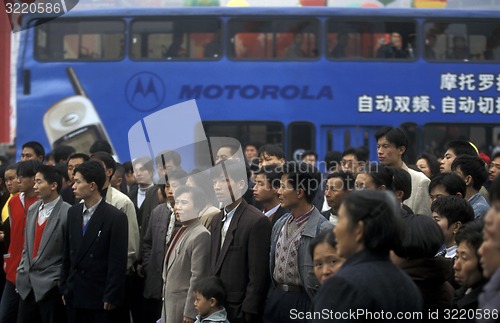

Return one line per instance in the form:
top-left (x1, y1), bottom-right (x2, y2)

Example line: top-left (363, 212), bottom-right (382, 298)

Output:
top-left (16, 7), bottom-right (500, 165)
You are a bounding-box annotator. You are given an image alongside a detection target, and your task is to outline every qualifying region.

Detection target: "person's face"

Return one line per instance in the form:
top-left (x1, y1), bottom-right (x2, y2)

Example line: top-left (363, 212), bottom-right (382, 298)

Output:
top-left (313, 241), bottom-right (345, 284)
top-left (453, 241), bottom-right (483, 288)
top-left (489, 157), bottom-right (500, 182)
top-left (432, 211), bottom-right (456, 247)
top-left (302, 155), bottom-right (316, 166)
top-left (158, 159), bottom-right (177, 177)
top-left (67, 157), bottom-right (85, 182)
top-left (429, 185), bottom-right (451, 204)
top-left (277, 174), bottom-right (300, 210)
top-left (259, 153), bottom-right (284, 167)
top-left (21, 147), bottom-right (41, 162)
top-left (33, 172), bottom-right (56, 202)
top-left (341, 154), bottom-right (359, 174)
top-left (440, 149), bottom-right (456, 173)
top-left (355, 173), bottom-right (377, 191)
top-left (125, 171), bottom-right (136, 186)
top-left (416, 158), bottom-right (431, 178)
top-left (134, 162), bottom-right (153, 185)
top-left (174, 192), bottom-right (198, 223)
top-left (166, 179), bottom-right (181, 204)
top-left (334, 203), bottom-right (363, 259)
top-left (215, 147), bottom-right (233, 164)
top-left (479, 201), bottom-right (500, 279)
top-left (5, 169), bottom-right (19, 194)
top-left (193, 291), bottom-right (214, 318)
top-left (110, 172), bottom-right (122, 190)
top-left (391, 33), bottom-right (402, 49)
top-left (17, 172), bottom-right (35, 194)
top-left (253, 173), bottom-right (277, 204)
top-left (72, 172), bottom-right (94, 200)
top-left (213, 174), bottom-right (242, 205)
top-left (377, 136), bottom-right (404, 167)
top-left (325, 177), bottom-right (346, 211)
top-left (245, 146), bottom-right (258, 161)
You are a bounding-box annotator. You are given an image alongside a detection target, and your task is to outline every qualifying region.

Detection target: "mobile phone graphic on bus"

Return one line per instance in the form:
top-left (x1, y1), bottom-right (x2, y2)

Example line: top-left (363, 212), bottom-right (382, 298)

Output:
top-left (43, 67), bottom-right (117, 156)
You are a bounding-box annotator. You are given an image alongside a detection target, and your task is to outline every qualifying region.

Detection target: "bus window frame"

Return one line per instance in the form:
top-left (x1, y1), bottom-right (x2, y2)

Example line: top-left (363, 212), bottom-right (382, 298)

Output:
top-left (227, 16), bottom-right (321, 62)
top-left (129, 16), bottom-right (223, 62)
top-left (325, 17), bottom-right (418, 63)
top-left (34, 17), bottom-right (126, 62)
top-left (288, 121), bottom-right (316, 160)
top-left (423, 18), bottom-right (500, 64)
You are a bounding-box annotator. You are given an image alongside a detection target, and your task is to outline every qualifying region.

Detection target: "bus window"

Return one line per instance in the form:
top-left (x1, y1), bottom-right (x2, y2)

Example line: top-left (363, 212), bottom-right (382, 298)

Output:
top-left (228, 18), bottom-right (319, 60)
top-left (424, 21), bottom-right (500, 61)
top-left (130, 18), bottom-right (221, 60)
top-left (35, 19), bottom-right (125, 61)
top-left (326, 19), bottom-right (416, 60)
top-left (288, 122), bottom-right (315, 160)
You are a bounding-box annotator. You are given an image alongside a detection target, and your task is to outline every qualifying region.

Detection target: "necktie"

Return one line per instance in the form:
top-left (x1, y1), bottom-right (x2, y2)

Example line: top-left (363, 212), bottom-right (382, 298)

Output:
top-left (82, 210), bottom-right (91, 234)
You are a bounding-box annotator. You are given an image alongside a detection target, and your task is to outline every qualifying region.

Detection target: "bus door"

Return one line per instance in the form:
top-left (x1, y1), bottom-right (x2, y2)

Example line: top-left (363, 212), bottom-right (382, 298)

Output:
top-left (320, 126), bottom-right (383, 162)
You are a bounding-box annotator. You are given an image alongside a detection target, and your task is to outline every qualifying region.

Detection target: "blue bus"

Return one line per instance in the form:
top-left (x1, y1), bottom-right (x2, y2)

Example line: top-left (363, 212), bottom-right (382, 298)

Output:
top-left (17, 7), bottom-right (500, 165)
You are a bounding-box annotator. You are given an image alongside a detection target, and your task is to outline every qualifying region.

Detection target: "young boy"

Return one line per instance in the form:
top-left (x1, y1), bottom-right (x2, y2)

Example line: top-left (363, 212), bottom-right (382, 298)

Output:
top-left (193, 277), bottom-right (230, 323)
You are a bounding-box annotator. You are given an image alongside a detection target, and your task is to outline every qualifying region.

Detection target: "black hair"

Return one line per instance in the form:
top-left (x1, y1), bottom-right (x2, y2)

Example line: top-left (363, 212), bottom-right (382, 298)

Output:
top-left (123, 161), bottom-right (133, 174)
top-left (255, 164), bottom-right (284, 189)
top-left (309, 229), bottom-right (337, 259)
top-left (54, 162), bottom-right (70, 182)
top-left (428, 172), bottom-right (466, 197)
top-left (158, 184), bottom-right (167, 199)
top-left (417, 153), bottom-right (441, 179)
top-left (22, 141), bottom-right (45, 161)
top-left (45, 152), bottom-right (54, 163)
top-left (455, 220), bottom-right (484, 272)
top-left (67, 153), bottom-right (90, 163)
top-left (133, 157), bottom-right (154, 173)
top-left (0, 165), bottom-right (6, 190)
top-left (91, 152), bottom-right (117, 179)
top-left (188, 170), bottom-right (218, 207)
top-left (342, 190), bottom-right (403, 254)
top-left (167, 169), bottom-right (189, 185)
top-left (324, 150), bottom-right (342, 172)
top-left (363, 163), bottom-right (394, 191)
top-left (114, 163), bottom-right (125, 178)
top-left (451, 155), bottom-right (488, 191)
top-left (193, 276), bottom-right (227, 308)
top-left (326, 170), bottom-right (356, 191)
top-left (53, 145), bottom-right (76, 163)
top-left (444, 140), bottom-right (477, 157)
top-left (393, 214), bottom-right (444, 259)
top-left (210, 159), bottom-right (249, 189)
top-left (301, 150), bottom-right (318, 161)
top-left (36, 165), bottom-right (63, 194)
top-left (155, 150), bottom-right (182, 169)
top-left (391, 167), bottom-right (412, 201)
top-left (374, 127), bottom-right (408, 155)
top-left (173, 185), bottom-right (205, 213)
top-left (17, 160), bottom-right (41, 178)
top-left (244, 143), bottom-right (259, 150)
top-left (89, 140), bottom-right (112, 155)
top-left (258, 144), bottom-right (285, 160)
top-left (431, 195), bottom-right (474, 228)
top-left (493, 152), bottom-right (500, 161)
top-left (342, 147), bottom-right (369, 163)
top-left (74, 161), bottom-right (106, 193)
top-left (282, 161), bottom-right (321, 204)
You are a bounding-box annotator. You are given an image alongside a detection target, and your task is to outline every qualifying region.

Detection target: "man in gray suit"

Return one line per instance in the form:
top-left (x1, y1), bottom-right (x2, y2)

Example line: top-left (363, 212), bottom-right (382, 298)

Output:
top-left (16, 165), bottom-right (70, 323)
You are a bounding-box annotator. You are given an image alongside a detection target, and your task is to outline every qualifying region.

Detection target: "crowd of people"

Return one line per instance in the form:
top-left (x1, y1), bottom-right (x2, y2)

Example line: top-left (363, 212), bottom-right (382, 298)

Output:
top-left (0, 125), bottom-right (499, 323)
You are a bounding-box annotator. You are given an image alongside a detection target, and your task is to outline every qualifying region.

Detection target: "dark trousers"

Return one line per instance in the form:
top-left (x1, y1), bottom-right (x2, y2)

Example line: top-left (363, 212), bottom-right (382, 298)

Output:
top-left (263, 287), bottom-right (311, 323)
top-left (17, 287), bottom-right (67, 323)
top-left (127, 273), bottom-right (143, 323)
top-left (142, 298), bottom-right (162, 323)
top-left (67, 307), bottom-right (118, 323)
top-left (0, 280), bottom-right (20, 323)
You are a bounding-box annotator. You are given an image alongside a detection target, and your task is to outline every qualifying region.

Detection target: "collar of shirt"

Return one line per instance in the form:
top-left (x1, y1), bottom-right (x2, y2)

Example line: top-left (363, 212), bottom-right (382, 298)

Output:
top-left (20, 192), bottom-right (26, 208)
top-left (264, 204), bottom-right (281, 218)
top-left (289, 206), bottom-right (315, 226)
top-left (38, 197), bottom-right (60, 223)
top-left (222, 202), bottom-right (241, 223)
top-left (445, 244), bottom-right (458, 259)
top-left (83, 198), bottom-right (102, 218)
top-left (138, 183), bottom-right (154, 193)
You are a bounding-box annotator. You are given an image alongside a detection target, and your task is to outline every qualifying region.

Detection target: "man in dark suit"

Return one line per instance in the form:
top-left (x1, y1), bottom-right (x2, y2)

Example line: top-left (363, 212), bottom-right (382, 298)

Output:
top-left (210, 159), bottom-right (272, 323)
top-left (252, 164), bottom-right (287, 226)
top-left (60, 161), bottom-right (128, 323)
top-left (16, 165), bottom-right (70, 323)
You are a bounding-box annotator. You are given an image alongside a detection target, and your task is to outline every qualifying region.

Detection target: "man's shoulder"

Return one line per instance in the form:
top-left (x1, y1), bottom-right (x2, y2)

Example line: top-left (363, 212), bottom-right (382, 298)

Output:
top-left (406, 166), bottom-right (430, 184)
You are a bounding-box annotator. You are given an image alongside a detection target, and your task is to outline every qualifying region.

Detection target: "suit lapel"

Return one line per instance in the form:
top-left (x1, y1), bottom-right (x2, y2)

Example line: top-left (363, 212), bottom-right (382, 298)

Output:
top-left (26, 201), bottom-right (42, 264)
top-left (214, 201), bottom-right (245, 273)
top-left (75, 201), bottom-right (106, 265)
top-left (167, 223), bottom-right (196, 271)
top-left (32, 199), bottom-right (63, 265)
top-left (211, 212), bottom-right (223, 272)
